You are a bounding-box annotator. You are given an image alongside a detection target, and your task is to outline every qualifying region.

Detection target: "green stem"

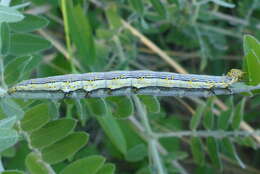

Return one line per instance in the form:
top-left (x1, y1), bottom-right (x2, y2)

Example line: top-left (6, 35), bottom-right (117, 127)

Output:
top-left (60, 0), bottom-right (76, 73)
top-left (132, 95), bottom-right (166, 174)
top-left (155, 130), bottom-right (260, 139)
top-left (0, 56), bottom-right (7, 89)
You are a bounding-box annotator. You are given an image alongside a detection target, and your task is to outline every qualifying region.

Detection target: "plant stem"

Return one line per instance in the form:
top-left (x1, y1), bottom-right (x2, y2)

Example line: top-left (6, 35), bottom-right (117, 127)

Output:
top-left (155, 130), bottom-right (260, 139)
top-left (60, 0), bottom-right (76, 73)
top-left (132, 95), bottom-right (166, 174)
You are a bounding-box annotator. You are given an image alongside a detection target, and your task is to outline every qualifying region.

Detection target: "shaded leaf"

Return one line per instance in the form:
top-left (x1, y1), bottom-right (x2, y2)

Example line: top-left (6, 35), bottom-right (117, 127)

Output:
top-left (105, 4), bottom-right (122, 30)
top-left (203, 98), bottom-right (215, 130)
top-left (60, 155), bottom-right (105, 174)
top-left (0, 22), bottom-right (10, 55)
top-left (129, 0), bottom-right (144, 15)
top-left (106, 96), bottom-right (133, 118)
top-left (4, 55), bottom-right (42, 85)
top-left (125, 144), bottom-right (147, 162)
top-left (96, 163), bottom-right (116, 174)
top-left (190, 137), bottom-right (205, 166)
top-left (9, 14), bottom-right (49, 32)
top-left (68, 4), bottom-right (96, 65)
top-left (206, 137), bottom-right (222, 169)
top-left (97, 115), bottom-right (127, 155)
top-left (232, 98), bottom-right (246, 130)
top-left (42, 132), bottom-right (89, 164)
top-left (21, 104), bottom-right (51, 132)
top-left (150, 0), bottom-right (166, 17)
top-left (9, 33), bottom-right (51, 56)
top-left (86, 98), bottom-right (107, 117)
top-left (138, 95), bottom-right (160, 113)
top-left (218, 98), bottom-right (233, 130)
top-left (190, 104), bottom-right (206, 130)
top-left (75, 99), bottom-right (88, 125)
top-left (222, 138), bottom-right (245, 168)
top-left (30, 119), bottom-right (76, 149)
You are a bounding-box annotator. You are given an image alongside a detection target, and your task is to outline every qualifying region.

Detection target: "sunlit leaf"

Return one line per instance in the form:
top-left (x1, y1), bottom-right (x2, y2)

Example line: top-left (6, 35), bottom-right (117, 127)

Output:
top-left (0, 5), bottom-right (24, 23)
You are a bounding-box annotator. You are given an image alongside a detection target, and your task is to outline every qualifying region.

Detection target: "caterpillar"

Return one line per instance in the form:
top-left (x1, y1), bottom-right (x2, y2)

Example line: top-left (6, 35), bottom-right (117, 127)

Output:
top-left (6, 69), bottom-right (243, 99)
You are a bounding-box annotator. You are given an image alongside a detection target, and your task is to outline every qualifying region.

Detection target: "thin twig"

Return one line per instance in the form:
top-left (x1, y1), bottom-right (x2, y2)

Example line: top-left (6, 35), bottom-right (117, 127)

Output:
top-left (154, 130), bottom-right (260, 139)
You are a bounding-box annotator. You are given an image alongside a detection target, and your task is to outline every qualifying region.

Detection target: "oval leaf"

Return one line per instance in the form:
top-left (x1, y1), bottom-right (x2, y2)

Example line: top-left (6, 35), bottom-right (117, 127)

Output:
top-left (4, 55), bottom-right (42, 85)
top-left (25, 152), bottom-right (50, 174)
top-left (0, 22), bottom-right (10, 55)
top-left (190, 104), bottom-right (206, 130)
top-left (97, 115), bottom-right (127, 155)
top-left (106, 96), bottom-right (133, 118)
top-left (0, 5), bottom-right (24, 23)
top-left (125, 144), bottom-right (147, 162)
top-left (42, 132), bottom-right (89, 164)
top-left (86, 98), bottom-right (107, 117)
top-left (0, 128), bottom-right (18, 153)
top-left (206, 137), bottom-right (222, 169)
top-left (9, 33), bottom-right (51, 56)
top-left (138, 95), bottom-right (160, 113)
top-left (96, 163), bottom-right (115, 174)
top-left (60, 155), bottom-right (105, 174)
top-left (9, 14), bottom-right (49, 32)
top-left (190, 137), bottom-right (205, 166)
top-left (21, 104), bottom-right (51, 132)
top-left (222, 138), bottom-right (245, 168)
top-left (232, 98), bottom-right (246, 130)
top-left (30, 119), bottom-right (76, 149)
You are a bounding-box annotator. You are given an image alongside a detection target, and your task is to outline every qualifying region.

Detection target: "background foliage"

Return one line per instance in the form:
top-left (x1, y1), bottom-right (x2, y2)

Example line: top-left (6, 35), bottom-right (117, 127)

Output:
top-left (0, 0), bottom-right (260, 174)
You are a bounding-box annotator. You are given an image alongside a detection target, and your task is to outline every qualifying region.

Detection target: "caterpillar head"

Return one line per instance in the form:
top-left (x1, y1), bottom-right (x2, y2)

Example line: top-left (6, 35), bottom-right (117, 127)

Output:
top-left (227, 69), bottom-right (244, 81)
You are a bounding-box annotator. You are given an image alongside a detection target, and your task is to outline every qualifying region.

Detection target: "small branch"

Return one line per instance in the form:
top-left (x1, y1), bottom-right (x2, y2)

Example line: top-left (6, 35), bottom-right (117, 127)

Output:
top-left (132, 95), bottom-right (166, 174)
top-left (154, 130), bottom-right (260, 139)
